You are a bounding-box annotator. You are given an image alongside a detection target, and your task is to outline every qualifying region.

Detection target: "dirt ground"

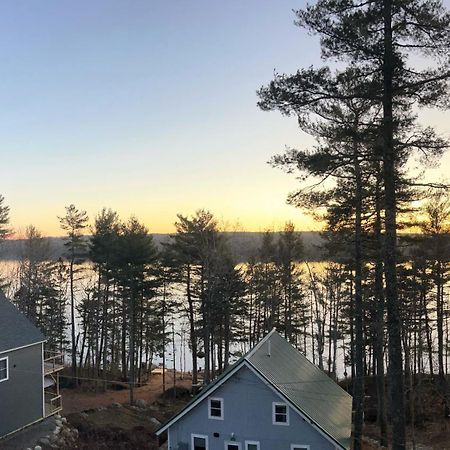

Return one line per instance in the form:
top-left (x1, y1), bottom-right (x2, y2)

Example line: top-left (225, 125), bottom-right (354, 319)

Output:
top-left (61, 371), bottom-right (192, 450)
top-left (62, 371), bottom-right (192, 415)
top-left (59, 372), bottom-right (450, 450)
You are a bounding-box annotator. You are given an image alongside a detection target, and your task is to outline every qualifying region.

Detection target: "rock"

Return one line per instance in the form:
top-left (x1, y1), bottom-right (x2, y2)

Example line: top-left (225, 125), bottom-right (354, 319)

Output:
top-left (34, 446), bottom-right (42, 450)
top-left (150, 417), bottom-right (161, 426)
top-left (61, 417), bottom-right (68, 424)
top-left (53, 426), bottom-right (61, 435)
top-left (135, 399), bottom-right (147, 408)
top-left (55, 419), bottom-right (63, 427)
top-left (97, 406), bottom-right (107, 411)
top-left (112, 402), bottom-right (122, 408)
top-left (38, 437), bottom-right (50, 446)
top-left (55, 414), bottom-right (61, 420)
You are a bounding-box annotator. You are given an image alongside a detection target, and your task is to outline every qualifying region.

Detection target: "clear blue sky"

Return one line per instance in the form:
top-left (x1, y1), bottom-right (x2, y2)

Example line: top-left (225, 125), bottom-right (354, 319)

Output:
top-left (1, 1), bottom-right (448, 235)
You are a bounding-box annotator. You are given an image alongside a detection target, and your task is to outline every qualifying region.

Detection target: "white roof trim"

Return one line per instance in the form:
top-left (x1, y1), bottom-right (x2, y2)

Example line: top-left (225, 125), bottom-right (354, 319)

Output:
top-left (0, 340), bottom-right (47, 355)
top-left (155, 359), bottom-right (246, 436)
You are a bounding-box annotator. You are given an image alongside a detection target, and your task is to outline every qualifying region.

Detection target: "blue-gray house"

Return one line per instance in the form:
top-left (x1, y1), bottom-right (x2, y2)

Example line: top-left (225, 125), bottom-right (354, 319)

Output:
top-left (156, 330), bottom-right (352, 450)
top-left (0, 292), bottom-right (63, 439)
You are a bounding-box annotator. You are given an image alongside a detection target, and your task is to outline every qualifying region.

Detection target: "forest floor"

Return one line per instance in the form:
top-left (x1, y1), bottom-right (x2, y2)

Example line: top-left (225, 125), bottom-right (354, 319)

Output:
top-left (363, 421), bottom-right (450, 449)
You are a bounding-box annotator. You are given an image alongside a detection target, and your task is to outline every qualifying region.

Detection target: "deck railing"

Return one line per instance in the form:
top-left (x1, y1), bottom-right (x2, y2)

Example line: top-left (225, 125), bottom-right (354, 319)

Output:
top-left (44, 392), bottom-right (62, 417)
top-left (44, 351), bottom-right (64, 375)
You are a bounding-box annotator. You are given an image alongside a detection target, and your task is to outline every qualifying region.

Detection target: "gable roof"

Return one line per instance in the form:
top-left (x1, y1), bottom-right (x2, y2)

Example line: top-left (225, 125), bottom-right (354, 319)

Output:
top-left (156, 329), bottom-right (352, 450)
top-left (0, 291), bottom-right (46, 353)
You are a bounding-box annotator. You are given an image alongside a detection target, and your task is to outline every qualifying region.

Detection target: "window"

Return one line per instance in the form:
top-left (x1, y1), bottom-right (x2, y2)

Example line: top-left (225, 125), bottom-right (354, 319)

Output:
top-left (208, 397), bottom-right (224, 420)
top-left (225, 442), bottom-right (241, 450)
top-left (245, 441), bottom-right (260, 450)
top-left (272, 402), bottom-right (289, 425)
top-left (0, 357), bottom-right (8, 382)
top-left (291, 446), bottom-right (310, 450)
top-left (192, 434), bottom-right (208, 450)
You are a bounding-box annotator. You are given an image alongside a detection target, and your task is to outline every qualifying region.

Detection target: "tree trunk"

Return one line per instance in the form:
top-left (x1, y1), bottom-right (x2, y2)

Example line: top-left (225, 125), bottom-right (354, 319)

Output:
top-left (374, 164), bottom-right (388, 447)
top-left (186, 265), bottom-right (198, 392)
top-left (352, 135), bottom-right (364, 450)
top-left (382, 1), bottom-right (406, 447)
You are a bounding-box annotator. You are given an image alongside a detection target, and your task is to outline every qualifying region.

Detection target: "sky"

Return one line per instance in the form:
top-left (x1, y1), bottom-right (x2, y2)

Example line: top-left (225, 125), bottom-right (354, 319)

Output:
top-left (1, 1), bottom-right (449, 237)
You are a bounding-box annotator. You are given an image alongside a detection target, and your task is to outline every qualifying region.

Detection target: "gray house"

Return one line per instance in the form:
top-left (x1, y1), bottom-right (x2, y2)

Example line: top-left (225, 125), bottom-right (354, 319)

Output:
top-left (157, 330), bottom-right (352, 450)
top-left (0, 292), bottom-right (63, 439)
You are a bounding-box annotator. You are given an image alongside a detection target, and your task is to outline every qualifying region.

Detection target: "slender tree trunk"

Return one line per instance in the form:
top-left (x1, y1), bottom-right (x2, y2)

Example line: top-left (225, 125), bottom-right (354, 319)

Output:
top-left (352, 136), bottom-right (364, 450)
top-left (374, 165), bottom-right (388, 447)
top-left (421, 269), bottom-right (434, 376)
top-left (162, 281), bottom-right (166, 394)
top-left (129, 286), bottom-right (136, 405)
top-left (436, 261), bottom-right (450, 416)
top-left (382, 1), bottom-right (406, 447)
top-left (186, 265), bottom-right (198, 392)
top-left (69, 256), bottom-right (77, 383)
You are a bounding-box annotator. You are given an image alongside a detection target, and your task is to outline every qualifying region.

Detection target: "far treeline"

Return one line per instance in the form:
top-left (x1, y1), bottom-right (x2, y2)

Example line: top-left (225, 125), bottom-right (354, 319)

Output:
top-left (0, 230), bottom-right (327, 262)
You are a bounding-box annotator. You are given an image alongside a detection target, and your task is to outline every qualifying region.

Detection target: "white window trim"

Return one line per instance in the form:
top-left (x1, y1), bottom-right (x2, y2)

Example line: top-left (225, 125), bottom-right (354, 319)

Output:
top-left (245, 440), bottom-right (260, 450)
top-left (191, 433), bottom-right (209, 450)
top-left (224, 441), bottom-right (242, 450)
top-left (291, 445), bottom-right (310, 450)
top-left (272, 401), bottom-right (289, 425)
top-left (0, 356), bottom-right (9, 382)
top-left (208, 396), bottom-right (224, 420)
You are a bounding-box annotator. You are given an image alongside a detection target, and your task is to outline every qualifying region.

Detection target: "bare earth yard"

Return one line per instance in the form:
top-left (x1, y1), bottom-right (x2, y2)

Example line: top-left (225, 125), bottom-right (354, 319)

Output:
top-left (58, 372), bottom-right (450, 450)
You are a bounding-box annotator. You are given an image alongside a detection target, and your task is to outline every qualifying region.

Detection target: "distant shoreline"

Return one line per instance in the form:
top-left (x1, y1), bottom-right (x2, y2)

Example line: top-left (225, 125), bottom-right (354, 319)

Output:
top-left (0, 231), bottom-right (327, 263)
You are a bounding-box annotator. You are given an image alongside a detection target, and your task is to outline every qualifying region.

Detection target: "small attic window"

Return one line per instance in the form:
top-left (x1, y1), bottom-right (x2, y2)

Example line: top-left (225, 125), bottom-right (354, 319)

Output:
top-left (273, 402), bottom-right (289, 425)
top-left (0, 357), bottom-right (8, 382)
top-left (208, 397), bottom-right (224, 420)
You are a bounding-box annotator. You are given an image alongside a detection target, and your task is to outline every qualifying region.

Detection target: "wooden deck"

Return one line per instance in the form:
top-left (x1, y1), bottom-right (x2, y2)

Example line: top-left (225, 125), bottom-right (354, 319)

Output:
top-left (44, 351), bottom-right (64, 375)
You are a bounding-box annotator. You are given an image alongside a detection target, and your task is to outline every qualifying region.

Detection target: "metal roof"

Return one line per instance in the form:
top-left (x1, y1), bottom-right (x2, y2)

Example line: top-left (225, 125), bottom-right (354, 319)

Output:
top-left (247, 329), bottom-right (352, 450)
top-left (0, 291), bottom-right (46, 353)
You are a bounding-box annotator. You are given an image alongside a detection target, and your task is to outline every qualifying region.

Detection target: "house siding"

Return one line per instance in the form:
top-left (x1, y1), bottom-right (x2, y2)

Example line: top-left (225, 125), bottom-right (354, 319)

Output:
top-left (0, 343), bottom-right (44, 438)
top-left (168, 365), bottom-right (337, 450)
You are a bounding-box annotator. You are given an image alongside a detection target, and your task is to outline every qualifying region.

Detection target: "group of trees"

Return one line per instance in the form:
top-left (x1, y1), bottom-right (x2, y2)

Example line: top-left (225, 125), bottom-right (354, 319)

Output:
top-left (257, 0), bottom-right (449, 448)
top-left (0, 190), bottom-right (449, 450)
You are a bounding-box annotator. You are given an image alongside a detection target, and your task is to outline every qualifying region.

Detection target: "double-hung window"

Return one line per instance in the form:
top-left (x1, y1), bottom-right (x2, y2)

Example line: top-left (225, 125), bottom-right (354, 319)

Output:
top-left (245, 441), bottom-right (260, 450)
top-left (0, 357), bottom-right (8, 382)
top-left (192, 434), bottom-right (208, 450)
top-left (291, 446), bottom-right (310, 450)
top-left (208, 397), bottom-right (224, 420)
top-left (272, 402), bottom-right (289, 425)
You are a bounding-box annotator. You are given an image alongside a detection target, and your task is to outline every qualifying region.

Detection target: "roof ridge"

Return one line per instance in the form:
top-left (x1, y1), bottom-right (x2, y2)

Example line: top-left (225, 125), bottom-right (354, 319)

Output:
top-left (244, 327), bottom-right (278, 360)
